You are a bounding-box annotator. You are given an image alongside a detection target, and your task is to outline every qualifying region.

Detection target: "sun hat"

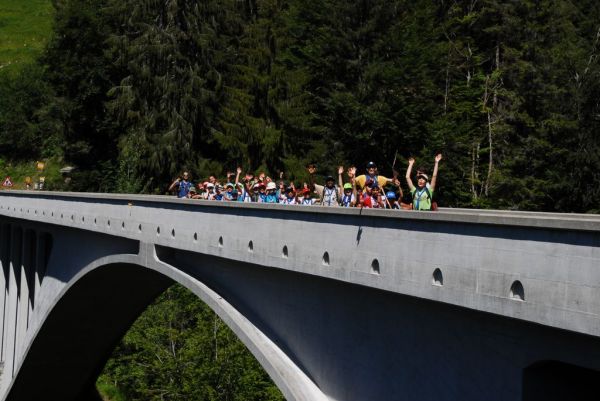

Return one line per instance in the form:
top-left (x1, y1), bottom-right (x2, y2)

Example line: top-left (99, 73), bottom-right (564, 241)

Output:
top-left (266, 182), bottom-right (277, 190)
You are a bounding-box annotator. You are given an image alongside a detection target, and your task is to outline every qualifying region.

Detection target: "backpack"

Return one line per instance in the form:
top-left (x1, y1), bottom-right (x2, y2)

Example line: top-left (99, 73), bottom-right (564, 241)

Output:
top-left (412, 187), bottom-right (438, 211)
top-left (364, 174), bottom-right (379, 188)
top-left (322, 186), bottom-right (339, 206)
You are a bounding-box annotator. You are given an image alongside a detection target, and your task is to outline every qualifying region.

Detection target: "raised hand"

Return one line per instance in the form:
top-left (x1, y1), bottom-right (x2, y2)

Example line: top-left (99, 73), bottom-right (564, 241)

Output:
top-left (237, 167), bottom-right (242, 174)
top-left (338, 166), bottom-right (344, 175)
top-left (408, 157), bottom-right (415, 165)
top-left (435, 153), bottom-right (443, 163)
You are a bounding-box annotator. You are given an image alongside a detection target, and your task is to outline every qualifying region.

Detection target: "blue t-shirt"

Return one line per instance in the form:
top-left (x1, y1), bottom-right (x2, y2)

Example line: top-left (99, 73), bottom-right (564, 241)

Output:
top-left (177, 180), bottom-right (192, 198)
top-left (265, 193), bottom-right (279, 203)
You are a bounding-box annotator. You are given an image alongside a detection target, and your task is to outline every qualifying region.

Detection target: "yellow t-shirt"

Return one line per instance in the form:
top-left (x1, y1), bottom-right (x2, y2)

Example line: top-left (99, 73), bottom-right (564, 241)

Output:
top-left (355, 175), bottom-right (389, 190)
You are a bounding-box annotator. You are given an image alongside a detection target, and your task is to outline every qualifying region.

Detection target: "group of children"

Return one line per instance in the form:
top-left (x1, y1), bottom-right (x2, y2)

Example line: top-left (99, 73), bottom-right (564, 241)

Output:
top-left (168, 154), bottom-right (442, 211)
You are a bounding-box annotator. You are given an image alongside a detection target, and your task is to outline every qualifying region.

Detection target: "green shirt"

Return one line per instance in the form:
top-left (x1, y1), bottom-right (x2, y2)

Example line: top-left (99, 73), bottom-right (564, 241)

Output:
top-left (410, 187), bottom-right (433, 210)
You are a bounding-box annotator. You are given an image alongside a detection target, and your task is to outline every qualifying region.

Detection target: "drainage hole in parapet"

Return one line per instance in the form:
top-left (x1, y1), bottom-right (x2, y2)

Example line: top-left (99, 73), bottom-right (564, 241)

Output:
top-left (94, 218), bottom-right (97, 225)
top-left (138, 224), bottom-right (142, 233)
top-left (193, 232), bottom-right (198, 242)
top-left (171, 229), bottom-right (176, 238)
top-left (107, 220), bottom-right (111, 228)
top-left (371, 258), bottom-right (380, 274)
top-left (282, 245), bottom-right (288, 258)
top-left (81, 216), bottom-right (85, 223)
top-left (156, 226), bottom-right (161, 236)
top-left (432, 268), bottom-right (443, 286)
top-left (510, 280), bottom-right (525, 301)
top-left (122, 222), bottom-right (126, 230)
top-left (218, 236), bottom-right (223, 248)
top-left (248, 241), bottom-right (254, 253)
top-left (60, 213), bottom-right (64, 219)
top-left (322, 251), bottom-right (330, 266)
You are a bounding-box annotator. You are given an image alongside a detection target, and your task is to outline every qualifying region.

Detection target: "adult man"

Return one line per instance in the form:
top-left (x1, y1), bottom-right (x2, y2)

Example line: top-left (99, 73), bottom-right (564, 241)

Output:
top-left (353, 162), bottom-right (399, 191)
top-left (307, 164), bottom-right (343, 206)
top-left (168, 171), bottom-right (193, 198)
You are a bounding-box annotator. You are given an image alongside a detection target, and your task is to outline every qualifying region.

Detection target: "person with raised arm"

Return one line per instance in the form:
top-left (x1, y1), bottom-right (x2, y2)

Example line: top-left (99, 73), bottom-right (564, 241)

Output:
top-left (168, 171), bottom-right (193, 198)
top-left (406, 154), bottom-right (442, 211)
top-left (354, 162), bottom-right (399, 192)
top-left (340, 166), bottom-right (357, 207)
top-left (235, 167), bottom-right (253, 203)
top-left (314, 165), bottom-right (344, 207)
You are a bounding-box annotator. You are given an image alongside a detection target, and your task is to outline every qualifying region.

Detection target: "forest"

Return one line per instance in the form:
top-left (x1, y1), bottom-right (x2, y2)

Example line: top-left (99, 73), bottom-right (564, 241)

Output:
top-left (1, 0), bottom-right (599, 399)
top-left (1, 0), bottom-right (599, 211)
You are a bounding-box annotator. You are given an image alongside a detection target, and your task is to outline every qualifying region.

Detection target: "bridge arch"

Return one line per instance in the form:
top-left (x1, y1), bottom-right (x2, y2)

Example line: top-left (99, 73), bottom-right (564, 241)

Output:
top-left (4, 254), bottom-right (327, 401)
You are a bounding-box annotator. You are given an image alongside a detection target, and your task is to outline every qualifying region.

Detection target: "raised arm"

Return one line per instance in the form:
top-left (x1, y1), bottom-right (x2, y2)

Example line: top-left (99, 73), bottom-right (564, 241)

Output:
top-left (405, 158), bottom-right (416, 191)
top-left (337, 166), bottom-right (344, 198)
top-left (430, 153), bottom-right (442, 192)
top-left (168, 177), bottom-right (180, 192)
top-left (235, 167), bottom-right (242, 187)
top-left (307, 164), bottom-right (317, 193)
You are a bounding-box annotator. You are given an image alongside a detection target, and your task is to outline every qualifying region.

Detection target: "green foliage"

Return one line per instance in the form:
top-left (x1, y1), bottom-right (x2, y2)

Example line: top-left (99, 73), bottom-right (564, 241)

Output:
top-left (0, 157), bottom-right (63, 190)
top-left (4, 0), bottom-right (600, 205)
top-left (97, 377), bottom-right (129, 401)
top-left (99, 285), bottom-right (284, 401)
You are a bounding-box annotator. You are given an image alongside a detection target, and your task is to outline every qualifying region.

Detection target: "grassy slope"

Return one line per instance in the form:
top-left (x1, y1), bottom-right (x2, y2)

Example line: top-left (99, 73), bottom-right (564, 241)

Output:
top-left (0, 0), bottom-right (53, 74)
top-left (0, 0), bottom-right (58, 190)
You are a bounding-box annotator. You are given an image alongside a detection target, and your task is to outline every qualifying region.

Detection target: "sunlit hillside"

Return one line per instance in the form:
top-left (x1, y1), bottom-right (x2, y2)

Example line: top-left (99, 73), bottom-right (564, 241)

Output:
top-left (0, 0), bottom-right (52, 74)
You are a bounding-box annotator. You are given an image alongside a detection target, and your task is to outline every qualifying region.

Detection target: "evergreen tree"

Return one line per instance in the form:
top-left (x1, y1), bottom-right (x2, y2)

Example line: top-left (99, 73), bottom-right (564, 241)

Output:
top-left (100, 285), bottom-right (284, 401)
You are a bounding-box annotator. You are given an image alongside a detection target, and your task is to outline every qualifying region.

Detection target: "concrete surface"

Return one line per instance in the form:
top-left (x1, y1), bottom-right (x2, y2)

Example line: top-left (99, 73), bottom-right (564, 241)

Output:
top-left (0, 191), bottom-right (599, 401)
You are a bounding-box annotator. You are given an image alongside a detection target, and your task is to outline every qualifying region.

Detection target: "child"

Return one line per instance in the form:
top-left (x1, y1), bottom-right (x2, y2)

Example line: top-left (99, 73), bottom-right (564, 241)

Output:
top-left (280, 186), bottom-right (297, 205)
top-left (298, 188), bottom-right (315, 205)
top-left (254, 183), bottom-right (267, 203)
top-left (405, 154), bottom-right (442, 211)
top-left (385, 191), bottom-right (400, 209)
top-left (264, 182), bottom-right (279, 203)
top-left (223, 183), bottom-right (236, 201)
top-left (341, 183), bottom-right (356, 207)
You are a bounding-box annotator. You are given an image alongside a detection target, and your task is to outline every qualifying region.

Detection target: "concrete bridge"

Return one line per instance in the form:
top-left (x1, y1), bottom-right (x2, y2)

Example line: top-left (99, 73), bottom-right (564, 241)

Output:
top-left (0, 191), bottom-right (599, 401)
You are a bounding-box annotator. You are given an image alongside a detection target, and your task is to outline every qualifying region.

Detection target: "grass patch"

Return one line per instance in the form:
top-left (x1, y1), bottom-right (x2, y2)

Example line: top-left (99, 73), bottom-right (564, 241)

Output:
top-left (0, 0), bottom-right (53, 74)
top-left (97, 377), bottom-right (129, 401)
top-left (0, 157), bottom-right (63, 190)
